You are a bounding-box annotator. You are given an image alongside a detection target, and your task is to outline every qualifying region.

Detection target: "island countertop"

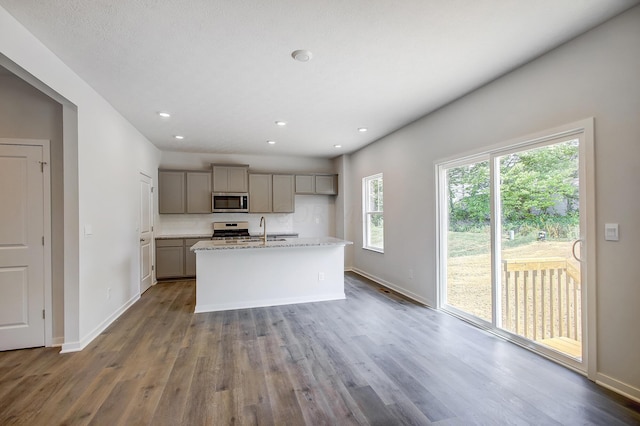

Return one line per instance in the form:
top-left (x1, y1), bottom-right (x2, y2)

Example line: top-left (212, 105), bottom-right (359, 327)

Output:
top-left (191, 237), bottom-right (352, 251)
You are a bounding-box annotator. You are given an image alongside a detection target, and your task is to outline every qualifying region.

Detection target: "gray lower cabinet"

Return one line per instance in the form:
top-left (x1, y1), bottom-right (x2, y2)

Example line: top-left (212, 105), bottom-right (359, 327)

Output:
top-left (156, 238), bottom-right (208, 279)
top-left (155, 239), bottom-right (185, 279)
top-left (159, 169), bottom-right (212, 214)
top-left (294, 174), bottom-right (338, 195)
top-left (184, 238), bottom-right (201, 276)
top-left (249, 173), bottom-right (294, 213)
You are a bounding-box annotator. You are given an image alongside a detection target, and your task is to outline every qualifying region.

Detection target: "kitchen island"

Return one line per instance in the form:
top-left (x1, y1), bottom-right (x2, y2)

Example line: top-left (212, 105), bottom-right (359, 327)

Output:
top-left (191, 237), bottom-right (352, 313)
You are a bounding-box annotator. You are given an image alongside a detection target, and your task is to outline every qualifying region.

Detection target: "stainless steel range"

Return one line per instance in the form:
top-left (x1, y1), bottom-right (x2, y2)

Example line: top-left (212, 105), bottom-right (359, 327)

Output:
top-left (211, 221), bottom-right (252, 240)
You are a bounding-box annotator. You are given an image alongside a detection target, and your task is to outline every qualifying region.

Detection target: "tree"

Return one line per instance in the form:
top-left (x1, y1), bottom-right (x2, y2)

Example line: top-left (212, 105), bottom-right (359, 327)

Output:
top-left (500, 142), bottom-right (578, 223)
top-left (447, 160), bottom-right (490, 225)
top-left (447, 140), bottom-right (579, 231)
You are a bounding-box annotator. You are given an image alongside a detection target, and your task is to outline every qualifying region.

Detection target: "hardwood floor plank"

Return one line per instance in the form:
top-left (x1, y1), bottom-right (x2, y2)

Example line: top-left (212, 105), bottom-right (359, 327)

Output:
top-left (181, 356), bottom-right (217, 426)
top-left (1, 273), bottom-right (639, 425)
top-left (349, 385), bottom-right (400, 426)
top-left (352, 335), bottom-right (455, 422)
top-left (58, 363), bottom-right (123, 425)
top-left (116, 362), bottom-right (175, 426)
top-left (10, 350), bottom-right (119, 424)
top-left (151, 347), bottom-right (199, 425)
top-left (258, 330), bottom-right (306, 424)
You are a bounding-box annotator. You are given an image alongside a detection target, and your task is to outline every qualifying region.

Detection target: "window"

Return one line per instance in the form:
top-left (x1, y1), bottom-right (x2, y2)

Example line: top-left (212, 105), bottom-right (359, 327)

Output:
top-left (363, 173), bottom-right (383, 252)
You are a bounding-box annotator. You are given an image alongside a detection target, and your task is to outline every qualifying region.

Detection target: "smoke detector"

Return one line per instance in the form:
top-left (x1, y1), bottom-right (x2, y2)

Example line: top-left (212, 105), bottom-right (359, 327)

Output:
top-left (291, 50), bottom-right (313, 62)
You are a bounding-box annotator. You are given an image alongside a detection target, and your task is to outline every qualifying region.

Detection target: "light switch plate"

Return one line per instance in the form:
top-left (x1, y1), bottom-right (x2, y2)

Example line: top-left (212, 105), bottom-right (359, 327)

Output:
top-left (605, 223), bottom-right (619, 241)
top-left (84, 224), bottom-right (93, 236)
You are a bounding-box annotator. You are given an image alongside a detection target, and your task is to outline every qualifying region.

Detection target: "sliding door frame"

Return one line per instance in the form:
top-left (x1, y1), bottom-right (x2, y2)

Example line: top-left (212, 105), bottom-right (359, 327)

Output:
top-left (435, 118), bottom-right (596, 379)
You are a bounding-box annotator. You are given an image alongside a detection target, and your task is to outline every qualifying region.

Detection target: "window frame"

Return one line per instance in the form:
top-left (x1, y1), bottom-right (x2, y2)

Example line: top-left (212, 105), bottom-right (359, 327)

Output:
top-left (362, 173), bottom-right (384, 253)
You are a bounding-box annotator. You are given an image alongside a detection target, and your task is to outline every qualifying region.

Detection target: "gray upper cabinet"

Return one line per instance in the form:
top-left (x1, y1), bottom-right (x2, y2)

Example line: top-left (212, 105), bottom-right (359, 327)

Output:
top-left (248, 174), bottom-right (272, 213)
top-left (212, 165), bottom-right (249, 193)
top-left (159, 169), bottom-right (212, 214)
top-left (295, 174), bottom-right (338, 195)
top-left (295, 175), bottom-right (315, 194)
top-left (273, 174), bottom-right (295, 213)
top-left (315, 174), bottom-right (338, 195)
top-left (249, 173), bottom-right (294, 213)
top-left (186, 172), bottom-right (212, 213)
top-left (159, 171), bottom-right (186, 214)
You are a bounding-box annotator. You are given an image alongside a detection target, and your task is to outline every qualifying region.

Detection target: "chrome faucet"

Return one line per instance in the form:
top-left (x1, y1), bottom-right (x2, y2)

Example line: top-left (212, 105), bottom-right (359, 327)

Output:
top-left (259, 216), bottom-right (267, 243)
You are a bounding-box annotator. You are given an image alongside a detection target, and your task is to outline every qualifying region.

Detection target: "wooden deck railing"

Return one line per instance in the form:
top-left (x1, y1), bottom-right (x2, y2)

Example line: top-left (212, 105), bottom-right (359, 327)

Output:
top-left (501, 257), bottom-right (581, 343)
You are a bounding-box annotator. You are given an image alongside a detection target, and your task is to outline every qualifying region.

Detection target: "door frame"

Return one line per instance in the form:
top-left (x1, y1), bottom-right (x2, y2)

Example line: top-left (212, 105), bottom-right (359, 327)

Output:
top-left (0, 138), bottom-right (52, 347)
top-left (435, 118), bottom-right (596, 379)
top-left (139, 171), bottom-right (154, 294)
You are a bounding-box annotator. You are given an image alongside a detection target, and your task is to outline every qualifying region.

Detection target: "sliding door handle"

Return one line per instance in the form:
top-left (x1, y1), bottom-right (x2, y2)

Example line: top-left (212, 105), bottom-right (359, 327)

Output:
top-left (572, 239), bottom-right (583, 262)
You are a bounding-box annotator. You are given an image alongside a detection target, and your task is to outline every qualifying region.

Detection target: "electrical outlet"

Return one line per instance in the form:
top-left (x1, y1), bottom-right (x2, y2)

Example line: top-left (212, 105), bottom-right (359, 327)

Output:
top-left (318, 272), bottom-right (325, 281)
top-left (409, 269), bottom-right (414, 280)
top-left (107, 288), bottom-right (111, 299)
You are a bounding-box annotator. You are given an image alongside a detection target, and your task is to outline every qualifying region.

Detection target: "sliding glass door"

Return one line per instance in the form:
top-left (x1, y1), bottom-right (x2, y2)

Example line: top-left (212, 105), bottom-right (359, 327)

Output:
top-left (439, 127), bottom-right (589, 370)
top-left (443, 159), bottom-right (492, 323)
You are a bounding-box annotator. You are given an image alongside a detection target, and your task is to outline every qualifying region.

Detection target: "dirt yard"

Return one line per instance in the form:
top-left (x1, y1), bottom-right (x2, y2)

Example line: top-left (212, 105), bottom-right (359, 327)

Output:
top-left (447, 239), bottom-right (578, 322)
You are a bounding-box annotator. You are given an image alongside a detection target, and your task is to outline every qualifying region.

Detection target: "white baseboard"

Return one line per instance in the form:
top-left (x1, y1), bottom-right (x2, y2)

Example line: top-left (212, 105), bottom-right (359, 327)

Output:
top-left (60, 293), bottom-right (140, 353)
top-left (195, 293), bottom-right (346, 313)
top-left (596, 373), bottom-right (640, 403)
top-left (350, 267), bottom-right (433, 307)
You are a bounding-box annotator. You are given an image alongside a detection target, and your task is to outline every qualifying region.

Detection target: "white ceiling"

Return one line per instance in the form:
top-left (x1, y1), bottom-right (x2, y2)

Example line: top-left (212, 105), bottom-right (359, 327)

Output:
top-left (1, 1), bottom-right (637, 158)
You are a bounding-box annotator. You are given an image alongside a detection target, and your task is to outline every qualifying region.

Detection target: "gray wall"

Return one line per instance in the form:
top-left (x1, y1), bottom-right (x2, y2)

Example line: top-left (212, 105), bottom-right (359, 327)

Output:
top-left (0, 72), bottom-right (65, 342)
top-left (346, 6), bottom-right (640, 398)
top-left (1, 4), bottom-right (162, 350)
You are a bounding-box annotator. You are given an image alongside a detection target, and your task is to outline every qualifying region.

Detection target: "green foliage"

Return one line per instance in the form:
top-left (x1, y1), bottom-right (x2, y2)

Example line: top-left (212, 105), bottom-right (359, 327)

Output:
top-left (447, 160), bottom-right (490, 224)
top-left (367, 176), bottom-right (383, 227)
top-left (447, 141), bottom-right (579, 235)
top-left (500, 142), bottom-right (578, 222)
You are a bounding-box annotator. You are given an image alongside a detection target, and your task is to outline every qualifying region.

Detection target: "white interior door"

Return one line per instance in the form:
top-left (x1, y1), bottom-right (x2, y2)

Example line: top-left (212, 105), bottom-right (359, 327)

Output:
top-left (140, 173), bottom-right (153, 294)
top-left (0, 144), bottom-right (45, 350)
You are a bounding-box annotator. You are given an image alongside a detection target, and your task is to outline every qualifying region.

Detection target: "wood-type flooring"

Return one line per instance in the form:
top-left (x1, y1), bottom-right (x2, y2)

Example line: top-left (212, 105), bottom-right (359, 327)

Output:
top-left (1, 272), bottom-right (639, 425)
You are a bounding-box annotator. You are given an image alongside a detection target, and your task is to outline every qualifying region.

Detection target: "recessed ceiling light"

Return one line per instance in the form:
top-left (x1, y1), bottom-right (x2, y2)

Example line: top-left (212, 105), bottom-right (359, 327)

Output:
top-left (158, 112), bottom-right (171, 118)
top-left (291, 50), bottom-right (313, 62)
top-left (334, 144), bottom-right (342, 148)
top-left (267, 140), bottom-right (276, 145)
top-left (174, 135), bottom-right (184, 140)
top-left (275, 121), bottom-right (287, 126)
top-left (358, 127), bottom-right (368, 132)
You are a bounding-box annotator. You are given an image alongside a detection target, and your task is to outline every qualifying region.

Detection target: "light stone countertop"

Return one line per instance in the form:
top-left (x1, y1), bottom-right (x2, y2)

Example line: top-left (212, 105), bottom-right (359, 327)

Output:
top-left (155, 234), bottom-right (212, 240)
top-left (156, 232), bottom-right (299, 240)
top-left (191, 237), bottom-right (352, 251)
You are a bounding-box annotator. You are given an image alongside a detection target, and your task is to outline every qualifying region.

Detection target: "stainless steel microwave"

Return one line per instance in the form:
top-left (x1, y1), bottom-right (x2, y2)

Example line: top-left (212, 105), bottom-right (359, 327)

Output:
top-left (212, 193), bottom-right (249, 213)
